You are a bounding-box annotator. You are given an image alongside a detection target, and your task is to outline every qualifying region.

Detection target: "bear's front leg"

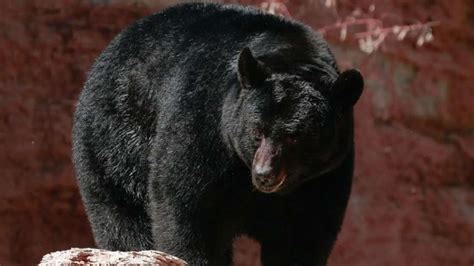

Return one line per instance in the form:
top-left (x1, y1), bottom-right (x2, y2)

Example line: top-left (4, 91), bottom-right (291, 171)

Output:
top-left (147, 149), bottom-right (236, 266)
top-left (256, 198), bottom-right (342, 266)
top-left (148, 178), bottom-right (236, 265)
top-left (257, 161), bottom-right (352, 266)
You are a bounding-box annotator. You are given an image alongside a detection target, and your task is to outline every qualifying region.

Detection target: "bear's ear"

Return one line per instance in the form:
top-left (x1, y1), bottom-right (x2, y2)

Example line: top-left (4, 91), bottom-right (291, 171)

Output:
top-left (238, 47), bottom-right (268, 90)
top-left (331, 69), bottom-right (364, 108)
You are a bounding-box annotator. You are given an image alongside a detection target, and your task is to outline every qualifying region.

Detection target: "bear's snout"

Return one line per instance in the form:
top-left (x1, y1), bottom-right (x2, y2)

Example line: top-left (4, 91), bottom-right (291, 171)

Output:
top-left (252, 138), bottom-right (287, 193)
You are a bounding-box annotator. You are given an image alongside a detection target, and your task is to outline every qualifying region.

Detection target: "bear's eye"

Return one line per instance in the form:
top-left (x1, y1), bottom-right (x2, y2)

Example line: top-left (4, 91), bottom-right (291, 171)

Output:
top-left (286, 136), bottom-right (297, 145)
top-left (254, 128), bottom-right (263, 141)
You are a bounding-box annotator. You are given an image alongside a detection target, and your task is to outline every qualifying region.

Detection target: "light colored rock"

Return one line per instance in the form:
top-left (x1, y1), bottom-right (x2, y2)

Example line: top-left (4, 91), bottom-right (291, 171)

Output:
top-left (39, 248), bottom-right (187, 266)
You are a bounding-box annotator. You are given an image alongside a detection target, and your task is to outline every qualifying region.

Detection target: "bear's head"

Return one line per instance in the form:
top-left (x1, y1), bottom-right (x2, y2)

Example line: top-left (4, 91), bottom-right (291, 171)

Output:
top-left (223, 47), bottom-right (363, 194)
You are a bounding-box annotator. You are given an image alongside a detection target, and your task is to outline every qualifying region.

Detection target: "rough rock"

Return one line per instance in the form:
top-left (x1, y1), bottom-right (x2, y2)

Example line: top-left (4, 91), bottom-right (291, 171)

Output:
top-left (39, 248), bottom-right (187, 265)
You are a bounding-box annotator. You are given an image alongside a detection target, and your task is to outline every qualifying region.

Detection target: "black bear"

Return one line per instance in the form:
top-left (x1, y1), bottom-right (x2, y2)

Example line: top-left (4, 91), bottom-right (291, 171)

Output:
top-left (73, 2), bottom-right (363, 266)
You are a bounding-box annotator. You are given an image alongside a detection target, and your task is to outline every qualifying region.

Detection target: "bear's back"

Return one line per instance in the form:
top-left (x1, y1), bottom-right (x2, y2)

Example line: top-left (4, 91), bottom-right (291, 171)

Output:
top-left (94, 2), bottom-right (315, 78)
top-left (80, 3), bottom-right (325, 124)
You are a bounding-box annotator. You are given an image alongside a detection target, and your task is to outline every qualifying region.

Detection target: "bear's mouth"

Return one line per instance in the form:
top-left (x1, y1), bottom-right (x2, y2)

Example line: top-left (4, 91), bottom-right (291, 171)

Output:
top-left (251, 168), bottom-right (287, 193)
top-left (251, 137), bottom-right (288, 193)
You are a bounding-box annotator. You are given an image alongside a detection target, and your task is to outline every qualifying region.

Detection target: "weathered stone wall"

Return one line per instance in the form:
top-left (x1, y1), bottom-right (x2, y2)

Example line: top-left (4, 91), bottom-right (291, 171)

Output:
top-left (0, 0), bottom-right (472, 265)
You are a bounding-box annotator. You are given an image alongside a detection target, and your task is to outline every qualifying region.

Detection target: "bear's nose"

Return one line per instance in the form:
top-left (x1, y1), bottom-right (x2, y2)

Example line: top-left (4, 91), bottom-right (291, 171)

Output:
top-left (254, 161), bottom-right (272, 177)
top-left (252, 137), bottom-right (282, 179)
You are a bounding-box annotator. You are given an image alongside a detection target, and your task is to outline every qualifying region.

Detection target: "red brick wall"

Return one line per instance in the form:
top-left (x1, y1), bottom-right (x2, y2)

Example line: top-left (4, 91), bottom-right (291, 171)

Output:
top-left (0, 1), bottom-right (472, 265)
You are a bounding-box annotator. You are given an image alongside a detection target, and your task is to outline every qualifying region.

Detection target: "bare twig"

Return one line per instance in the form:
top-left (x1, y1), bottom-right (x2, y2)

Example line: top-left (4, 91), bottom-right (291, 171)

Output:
top-left (260, 0), bottom-right (291, 17)
top-left (316, 2), bottom-right (439, 53)
top-left (257, 0), bottom-right (439, 54)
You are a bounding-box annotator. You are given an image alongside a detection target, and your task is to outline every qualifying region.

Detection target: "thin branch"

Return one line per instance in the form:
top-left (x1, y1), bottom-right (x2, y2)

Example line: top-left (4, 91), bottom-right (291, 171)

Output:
top-left (316, 2), bottom-right (440, 53)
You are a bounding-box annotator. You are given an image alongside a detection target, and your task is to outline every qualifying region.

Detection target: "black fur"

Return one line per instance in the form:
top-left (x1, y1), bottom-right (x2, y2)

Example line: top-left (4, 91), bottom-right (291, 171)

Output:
top-left (73, 3), bottom-right (363, 265)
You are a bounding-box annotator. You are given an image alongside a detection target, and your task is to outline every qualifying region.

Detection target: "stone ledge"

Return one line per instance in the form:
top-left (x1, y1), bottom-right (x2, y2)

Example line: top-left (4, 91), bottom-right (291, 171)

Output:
top-left (39, 248), bottom-right (187, 265)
